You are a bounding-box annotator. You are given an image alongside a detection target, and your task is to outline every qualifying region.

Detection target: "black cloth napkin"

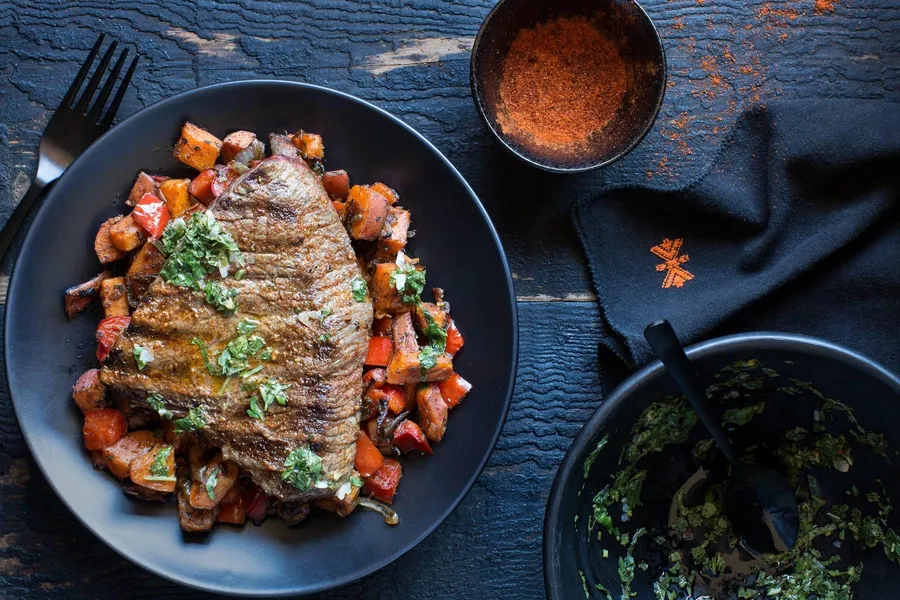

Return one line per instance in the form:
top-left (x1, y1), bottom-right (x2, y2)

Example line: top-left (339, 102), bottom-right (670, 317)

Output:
top-left (573, 100), bottom-right (900, 373)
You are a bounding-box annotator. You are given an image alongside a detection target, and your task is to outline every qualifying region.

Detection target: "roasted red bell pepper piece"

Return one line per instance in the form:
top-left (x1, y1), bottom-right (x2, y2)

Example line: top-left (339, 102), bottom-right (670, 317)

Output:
top-left (242, 484), bottom-right (268, 526)
top-left (363, 458), bottom-right (402, 504)
top-left (354, 431), bottom-right (385, 477)
top-left (210, 164), bottom-right (240, 198)
top-left (446, 319), bottom-right (464, 356)
top-left (189, 168), bottom-right (217, 204)
top-left (96, 315), bottom-right (131, 362)
top-left (439, 373), bottom-right (473, 409)
top-left (393, 420), bottom-right (433, 455)
top-left (82, 408), bottom-right (127, 450)
top-left (217, 487), bottom-right (246, 525)
top-left (131, 193), bottom-right (170, 238)
top-left (364, 336), bottom-right (393, 367)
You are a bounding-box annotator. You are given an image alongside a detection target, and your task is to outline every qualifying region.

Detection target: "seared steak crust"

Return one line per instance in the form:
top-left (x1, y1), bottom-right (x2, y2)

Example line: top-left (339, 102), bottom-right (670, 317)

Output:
top-left (100, 156), bottom-right (372, 502)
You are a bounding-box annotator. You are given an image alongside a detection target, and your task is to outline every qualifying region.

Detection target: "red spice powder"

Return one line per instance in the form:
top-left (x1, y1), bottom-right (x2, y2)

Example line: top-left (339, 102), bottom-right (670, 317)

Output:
top-left (496, 16), bottom-right (629, 154)
top-left (815, 0), bottom-right (838, 12)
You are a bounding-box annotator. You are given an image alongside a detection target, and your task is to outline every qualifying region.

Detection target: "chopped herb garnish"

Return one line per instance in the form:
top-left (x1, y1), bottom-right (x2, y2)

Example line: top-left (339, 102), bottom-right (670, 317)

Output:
top-left (281, 446), bottom-right (324, 491)
top-left (583, 434), bottom-right (609, 480)
top-left (350, 475), bottom-right (364, 488)
top-left (205, 466), bottom-right (220, 500)
top-left (248, 378), bottom-right (291, 420)
top-left (159, 212), bottom-right (244, 311)
top-left (234, 268), bottom-right (246, 280)
top-left (320, 307), bottom-right (333, 318)
top-left (318, 333), bottom-right (331, 343)
top-left (133, 344), bottom-right (154, 371)
top-left (146, 392), bottom-right (173, 419)
top-left (350, 276), bottom-right (368, 302)
top-left (193, 323), bottom-right (270, 380)
top-left (389, 252), bottom-right (426, 304)
top-left (420, 306), bottom-right (447, 353)
top-left (149, 446), bottom-right (173, 478)
top-left (204, 280), bottom-right (238, 313)
top-left (418, 345), bottom-right (438, 371)
top-left (173, 406), bottom-right (207, 433)
top-left (236, 318), bottom-right (260, 334)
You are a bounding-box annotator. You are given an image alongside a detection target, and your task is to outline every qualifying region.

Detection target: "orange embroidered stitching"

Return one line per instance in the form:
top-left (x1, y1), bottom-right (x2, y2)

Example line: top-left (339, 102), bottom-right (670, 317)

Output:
top-left (650, 238), bottom-right (694, 289)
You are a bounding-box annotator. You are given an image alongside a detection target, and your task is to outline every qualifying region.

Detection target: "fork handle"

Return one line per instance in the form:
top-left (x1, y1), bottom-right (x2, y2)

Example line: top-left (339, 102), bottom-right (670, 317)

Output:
top-left (0, 180), bottom-right (49, 262)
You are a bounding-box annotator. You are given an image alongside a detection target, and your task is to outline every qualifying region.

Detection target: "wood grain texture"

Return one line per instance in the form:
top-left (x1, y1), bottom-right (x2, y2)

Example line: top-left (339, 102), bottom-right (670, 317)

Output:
top-left (0, 302), bottom-right (614, 599)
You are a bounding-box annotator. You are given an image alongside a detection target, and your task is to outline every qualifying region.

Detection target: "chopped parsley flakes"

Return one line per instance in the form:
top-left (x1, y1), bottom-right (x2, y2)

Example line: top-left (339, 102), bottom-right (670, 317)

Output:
top-left (146, 446), bottom-right (175, 481)
top-left (192, 321), bottom-right (270, 382)
top-left (418, 345), bottom-right (438, 371)
top-left (420, 306), bottom-right (447, 353)
top-left (205, 466), bottom-right (220, 500)
top-left (281, 446), bottom-right (324, 492)
top-left (173, 406), bottom-right (207, 433)
top-left (389, 252), bottom-right (426, 304)
top-left (146, 392), bottom-right (173, 419)
top-left (350, 276), bottom-right (368, 302)
top-left (133, 344), bottom-right (154, 371)
top-left (159, 212), bottom-right (244, 312)
top-left (247, 378), bottom-right (291, 420)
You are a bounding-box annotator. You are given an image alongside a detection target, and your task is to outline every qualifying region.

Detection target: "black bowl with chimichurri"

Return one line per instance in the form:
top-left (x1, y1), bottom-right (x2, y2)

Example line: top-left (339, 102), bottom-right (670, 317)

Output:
top-left (544, 332), bottom-right (900, 600)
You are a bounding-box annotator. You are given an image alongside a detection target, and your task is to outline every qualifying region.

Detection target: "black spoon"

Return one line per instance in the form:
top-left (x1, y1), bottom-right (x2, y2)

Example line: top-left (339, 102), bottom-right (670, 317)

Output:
top-left (643, 320), bottom-right (799, 555)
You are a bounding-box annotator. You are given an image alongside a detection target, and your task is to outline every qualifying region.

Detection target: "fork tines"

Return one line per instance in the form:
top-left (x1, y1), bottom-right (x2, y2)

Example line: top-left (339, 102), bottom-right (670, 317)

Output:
top-left (63, 34), bottom-right (139, 131)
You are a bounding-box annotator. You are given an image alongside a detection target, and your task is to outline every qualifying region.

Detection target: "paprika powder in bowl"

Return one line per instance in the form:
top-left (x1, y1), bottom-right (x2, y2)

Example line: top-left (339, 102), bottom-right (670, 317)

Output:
top-left (470, 0), bottom-right (666, 173)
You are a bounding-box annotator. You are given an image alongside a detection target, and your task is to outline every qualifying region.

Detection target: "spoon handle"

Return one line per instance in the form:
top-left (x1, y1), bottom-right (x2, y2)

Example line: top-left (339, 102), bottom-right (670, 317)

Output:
top-left (643, 320), bottom-right (739, 466)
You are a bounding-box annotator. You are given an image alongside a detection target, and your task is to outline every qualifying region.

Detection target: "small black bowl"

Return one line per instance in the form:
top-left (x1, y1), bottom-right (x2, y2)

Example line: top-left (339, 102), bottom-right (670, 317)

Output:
top-left (470, 0), bottom-right (666, 173)
top-left (544, 332), bottom-right (900, 599)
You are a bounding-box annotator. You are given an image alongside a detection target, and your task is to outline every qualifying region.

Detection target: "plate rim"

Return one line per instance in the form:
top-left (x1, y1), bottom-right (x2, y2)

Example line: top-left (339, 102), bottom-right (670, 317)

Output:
top-left (5, 78), bottom-right (519, 597)
top-left (542, 331), bottom-right (900, 600)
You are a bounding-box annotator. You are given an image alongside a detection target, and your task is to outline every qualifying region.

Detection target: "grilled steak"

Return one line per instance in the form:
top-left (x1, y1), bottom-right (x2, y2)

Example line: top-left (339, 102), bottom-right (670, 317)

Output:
top-left (100, 155), bottom-right (372, 502)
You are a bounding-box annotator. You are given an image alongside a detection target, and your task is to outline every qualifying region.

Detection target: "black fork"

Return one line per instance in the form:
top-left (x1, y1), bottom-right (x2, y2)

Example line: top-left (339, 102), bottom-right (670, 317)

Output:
top-left (0, 34), bottom-right (138, 260)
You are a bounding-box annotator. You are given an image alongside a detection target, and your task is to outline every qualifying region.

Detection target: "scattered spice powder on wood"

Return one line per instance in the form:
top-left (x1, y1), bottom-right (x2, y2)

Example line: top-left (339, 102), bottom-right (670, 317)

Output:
top-left (496, 16), bottom-right (629, 155)
top-left (815, 0), bottom-right (838, 12)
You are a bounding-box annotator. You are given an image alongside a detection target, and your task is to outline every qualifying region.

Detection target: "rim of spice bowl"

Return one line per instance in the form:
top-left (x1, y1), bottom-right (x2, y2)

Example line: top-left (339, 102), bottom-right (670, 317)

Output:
top-left (470, 0), bottom-right (667, 174)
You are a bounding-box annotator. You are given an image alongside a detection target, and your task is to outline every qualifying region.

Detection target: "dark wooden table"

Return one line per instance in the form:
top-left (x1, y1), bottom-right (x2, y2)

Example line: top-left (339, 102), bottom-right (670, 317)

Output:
top-left (1, 1), bottom-right (898, 597)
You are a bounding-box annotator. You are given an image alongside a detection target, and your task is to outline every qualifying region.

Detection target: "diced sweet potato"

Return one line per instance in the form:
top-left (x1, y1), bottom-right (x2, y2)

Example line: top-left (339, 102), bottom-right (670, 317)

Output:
top-left (103, 430), bottom-right (160, 480)
top-left (126, 241), bottom-right (166, 306)
top-left (127, 172), bottom-right (159, 207)
top-left (291, 131), bottom-right (324, 160)
top-left (83, 408), bottom-right (127, 450)
top-left (376, 207), bottom-right (410, 259)
top-left (189, 456), bottom-right (238, 509)
top-left (417, 383), bottom-right (448, 442)
top-left (173, 122), bottom-right (222, 171)
top-left (95, 217), bottom-right (128, 263)
top-left (130, 444), bottom-right (177, 493)
top-left (386, 313), bottom-right (454, 383)
top-left (372, 262), bottom-right (405, 313)
top-left (159, 178), bottom-right (193, 217)
top-left (64, 270), bottom-right (110, 318)
top-left (72, 368), bottom-right (106, 412)
top-left (415, 302), bottom-right (449, 332)
top-left (92, 450), bottom-right (109, 470)
top-left (346, 185), bottom-right (389, 241)
top-left (314, 482), bottom-right (360, 517)
top-left (220, 130), bottom-right (257, 163)
top-left (322, 170), bottom-right (350, 199)
top-left (100, 276), bottom-right (129, 318)
top-left (108, 214), bottom-right (144, 252)
top-left (370, 182), bottom-right (399, 205)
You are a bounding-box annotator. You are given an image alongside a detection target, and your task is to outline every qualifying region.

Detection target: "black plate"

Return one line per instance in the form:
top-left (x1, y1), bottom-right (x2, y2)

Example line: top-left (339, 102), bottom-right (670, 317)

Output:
top-left (5, 80), bottom-right (517, 596)
top-left (544, 333), bottom-right (900, 599)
